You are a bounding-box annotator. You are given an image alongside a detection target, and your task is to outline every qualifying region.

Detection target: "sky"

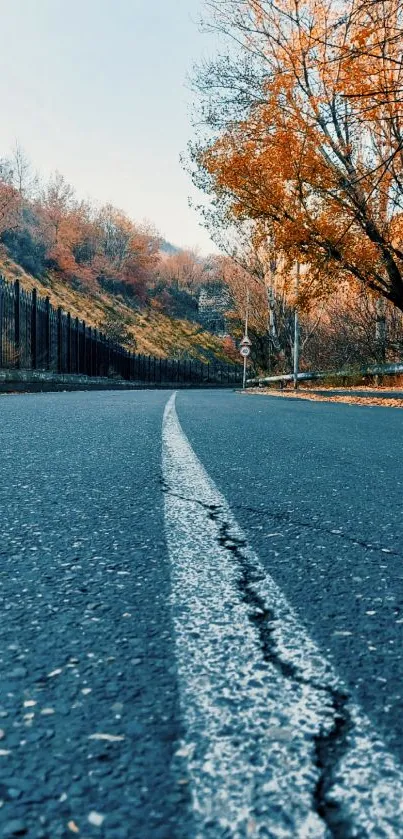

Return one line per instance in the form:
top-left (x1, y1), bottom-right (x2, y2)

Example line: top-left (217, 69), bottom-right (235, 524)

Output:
top-left (0, 0), bottom-right (219, 253)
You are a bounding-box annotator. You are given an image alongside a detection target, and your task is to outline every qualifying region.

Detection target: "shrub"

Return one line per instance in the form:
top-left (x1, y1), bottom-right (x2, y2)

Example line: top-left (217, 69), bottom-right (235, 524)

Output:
top-left (1, 229), bottom-right (47, 278)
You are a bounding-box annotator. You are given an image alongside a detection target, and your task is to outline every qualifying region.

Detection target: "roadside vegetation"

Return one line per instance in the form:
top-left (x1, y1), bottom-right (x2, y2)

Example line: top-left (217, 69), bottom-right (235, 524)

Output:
top-left (0, 145), bottom-right (239, 363)
top-left (187, 0), bottom-right (403, 378)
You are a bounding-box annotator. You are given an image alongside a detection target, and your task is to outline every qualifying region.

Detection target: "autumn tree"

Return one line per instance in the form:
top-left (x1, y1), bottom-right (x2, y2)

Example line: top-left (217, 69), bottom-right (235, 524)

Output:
top-left (5, 144), bottom-right (39, 200)
top-left (0, 156), bottom-right (22, 234)
top-left (36, 172), bottom-right (84, 275)
top-left (157, 249), bottom-right (204, 290)
top-left (191, 0), bottom-right (403, 313)
top-left (95, 206), bottom-right (161, 298)
top-left (0, 180), bottom-right (19, 235)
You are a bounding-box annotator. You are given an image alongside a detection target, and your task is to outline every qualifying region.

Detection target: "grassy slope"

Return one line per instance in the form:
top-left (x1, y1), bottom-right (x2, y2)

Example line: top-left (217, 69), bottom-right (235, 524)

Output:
top-left (0, 249), bottom-right (234, 363)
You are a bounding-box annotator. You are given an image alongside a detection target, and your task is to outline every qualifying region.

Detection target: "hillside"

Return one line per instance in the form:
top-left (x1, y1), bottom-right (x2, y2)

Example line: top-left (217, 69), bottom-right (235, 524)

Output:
top-left (0, 247), bottom-right (236, 364)
top-left (0, 148), bottom-right (241, 365)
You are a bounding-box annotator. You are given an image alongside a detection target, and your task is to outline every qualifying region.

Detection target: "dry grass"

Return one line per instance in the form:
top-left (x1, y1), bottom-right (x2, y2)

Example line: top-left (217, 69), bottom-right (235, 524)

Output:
top-left (246, 388), bottom-right (403, 408)
top-left (0, 251), bottom-right (233, 362)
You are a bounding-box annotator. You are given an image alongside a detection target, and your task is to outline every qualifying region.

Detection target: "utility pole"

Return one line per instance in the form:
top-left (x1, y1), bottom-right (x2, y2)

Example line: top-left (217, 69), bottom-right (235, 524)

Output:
top-left (242, 286), bottom-right (250, 390)
top-left (375, 297), bottom-right (386, 363)
top-left (293, 262), bottom-right (300, 390)
top-left (374, 296), bottom-right (387, 386)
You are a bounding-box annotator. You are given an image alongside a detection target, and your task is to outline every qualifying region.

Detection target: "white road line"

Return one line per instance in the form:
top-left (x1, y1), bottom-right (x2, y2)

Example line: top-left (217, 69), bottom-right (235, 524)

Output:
top-left (162, 392), bottom-right (403, 838)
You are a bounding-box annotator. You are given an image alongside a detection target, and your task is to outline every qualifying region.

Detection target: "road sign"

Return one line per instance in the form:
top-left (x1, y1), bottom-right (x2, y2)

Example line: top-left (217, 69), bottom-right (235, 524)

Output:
top-left (240, 345), bottom-right (250, 358)
top-left (240, 335), bottom-right (252, 347)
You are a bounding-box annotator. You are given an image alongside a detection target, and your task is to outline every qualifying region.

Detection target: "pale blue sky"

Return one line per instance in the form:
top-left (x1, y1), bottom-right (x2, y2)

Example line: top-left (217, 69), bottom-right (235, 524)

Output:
top-left (0, 0), bottom-right (217, 252)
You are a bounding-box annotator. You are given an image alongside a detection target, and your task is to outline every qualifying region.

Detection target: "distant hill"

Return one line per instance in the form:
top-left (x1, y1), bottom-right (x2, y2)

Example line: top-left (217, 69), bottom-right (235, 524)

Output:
top-left (160, 240), bottom-right (181, 255)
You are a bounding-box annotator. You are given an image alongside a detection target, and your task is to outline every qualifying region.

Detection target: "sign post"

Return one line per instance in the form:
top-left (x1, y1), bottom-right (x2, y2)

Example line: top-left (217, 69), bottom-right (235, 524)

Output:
top-left (241, 287), bottom-right (251, 390)
top-left (240, 339), bottom-right (251, 389)
top-left (293, 261), bottom-right (300, 389)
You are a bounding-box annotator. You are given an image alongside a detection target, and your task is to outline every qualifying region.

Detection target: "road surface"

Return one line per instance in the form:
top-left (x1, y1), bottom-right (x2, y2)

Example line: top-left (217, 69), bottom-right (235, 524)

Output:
top-left (0, 388), bottom-right (402, 838)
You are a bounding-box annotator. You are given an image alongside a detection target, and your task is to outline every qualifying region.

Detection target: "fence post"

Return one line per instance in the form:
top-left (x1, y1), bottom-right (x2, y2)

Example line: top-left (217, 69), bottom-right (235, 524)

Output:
top-left (45, 297), bottom-right (51, 369)
top-left (99, 333), bottom-right (104, 377)
top-left (0, 279), bottom-right (3, 369)
top-left (57, 306), bottom-right (63, 373)
top-left (31, 288), bottom-right (37, 370)
top-left (66, 312), bottom-right (72, 374)
top-left (107, 337), bottom-right (111, 376)
top-left (94, 328), bottom-right (98, 376)
top-left (14, 279), bottom-right (21, 368)
top-left (88, 326), bottom-right (92, 376)
top-left (81, 321), bottom-right (86, 375)
top-left (75, 317), bottom-right (79, 373)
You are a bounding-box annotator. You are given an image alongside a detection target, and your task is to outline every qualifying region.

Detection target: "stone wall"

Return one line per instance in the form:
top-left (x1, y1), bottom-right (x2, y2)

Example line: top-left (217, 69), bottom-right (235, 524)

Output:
top-left (198, 283), bottom-right (232, 336)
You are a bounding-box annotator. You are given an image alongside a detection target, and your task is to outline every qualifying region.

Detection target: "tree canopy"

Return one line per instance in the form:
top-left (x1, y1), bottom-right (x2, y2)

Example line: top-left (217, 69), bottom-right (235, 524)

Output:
top-left (191, 0), bottom-right (403, 311)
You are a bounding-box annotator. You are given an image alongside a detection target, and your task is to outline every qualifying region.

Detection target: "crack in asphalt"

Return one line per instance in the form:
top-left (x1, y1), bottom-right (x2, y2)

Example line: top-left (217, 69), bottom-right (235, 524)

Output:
top-left (159, 477), bottom-right (403, 560)
top-left (207, 506), bottom-right (355, 839)
top-left (161, 474), bottom-right (358, 838)
top-left (234, 504), bottom-right (403, 559)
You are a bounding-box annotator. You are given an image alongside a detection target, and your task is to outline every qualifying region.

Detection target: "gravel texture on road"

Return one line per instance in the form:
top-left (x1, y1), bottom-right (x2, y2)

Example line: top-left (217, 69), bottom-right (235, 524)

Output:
top-left (177, 390), bottom-right (403, 765)
top-left (1, 388), bottom-right (403, 838)
top-left (0, 391), bottom-right (191, 839)
top-left (162, 393), bottom-right (403, 838)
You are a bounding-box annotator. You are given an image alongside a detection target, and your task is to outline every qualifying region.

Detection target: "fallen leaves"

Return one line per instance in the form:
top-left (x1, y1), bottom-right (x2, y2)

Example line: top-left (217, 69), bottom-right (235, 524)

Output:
top-left (246, 389), bottom-right (403, 408)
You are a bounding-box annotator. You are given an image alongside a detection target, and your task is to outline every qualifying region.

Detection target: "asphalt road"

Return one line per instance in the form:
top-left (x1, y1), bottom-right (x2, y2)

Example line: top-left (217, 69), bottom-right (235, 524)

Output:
top-left (0, 388), bottom-right (402, 838)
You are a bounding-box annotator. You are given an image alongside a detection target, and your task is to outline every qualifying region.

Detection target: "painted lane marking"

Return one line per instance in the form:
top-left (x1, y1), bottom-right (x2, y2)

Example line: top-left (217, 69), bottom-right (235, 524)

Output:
top-left (162, 393), bottom-right (403, 838)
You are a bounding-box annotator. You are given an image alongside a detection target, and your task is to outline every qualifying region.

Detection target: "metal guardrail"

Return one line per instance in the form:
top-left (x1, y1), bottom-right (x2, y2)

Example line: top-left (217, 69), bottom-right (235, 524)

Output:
top-left (247, 362), bottom-right (403, 387)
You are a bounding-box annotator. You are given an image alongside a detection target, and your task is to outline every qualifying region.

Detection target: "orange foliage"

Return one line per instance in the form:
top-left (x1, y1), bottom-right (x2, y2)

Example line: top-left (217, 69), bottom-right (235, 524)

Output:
top-left (157, 249), bottom-right (204, 290)
top-left (0, 161), bottom-right (162, 296)
top-left (194, 0), bottom-right (403, 312)
top-left (0, 181), bottom-right (20, 234)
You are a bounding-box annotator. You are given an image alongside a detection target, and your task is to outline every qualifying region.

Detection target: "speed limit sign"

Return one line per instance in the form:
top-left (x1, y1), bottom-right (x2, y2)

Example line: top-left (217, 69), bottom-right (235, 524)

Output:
top-left (240, 345), bottom-right (250, 358)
